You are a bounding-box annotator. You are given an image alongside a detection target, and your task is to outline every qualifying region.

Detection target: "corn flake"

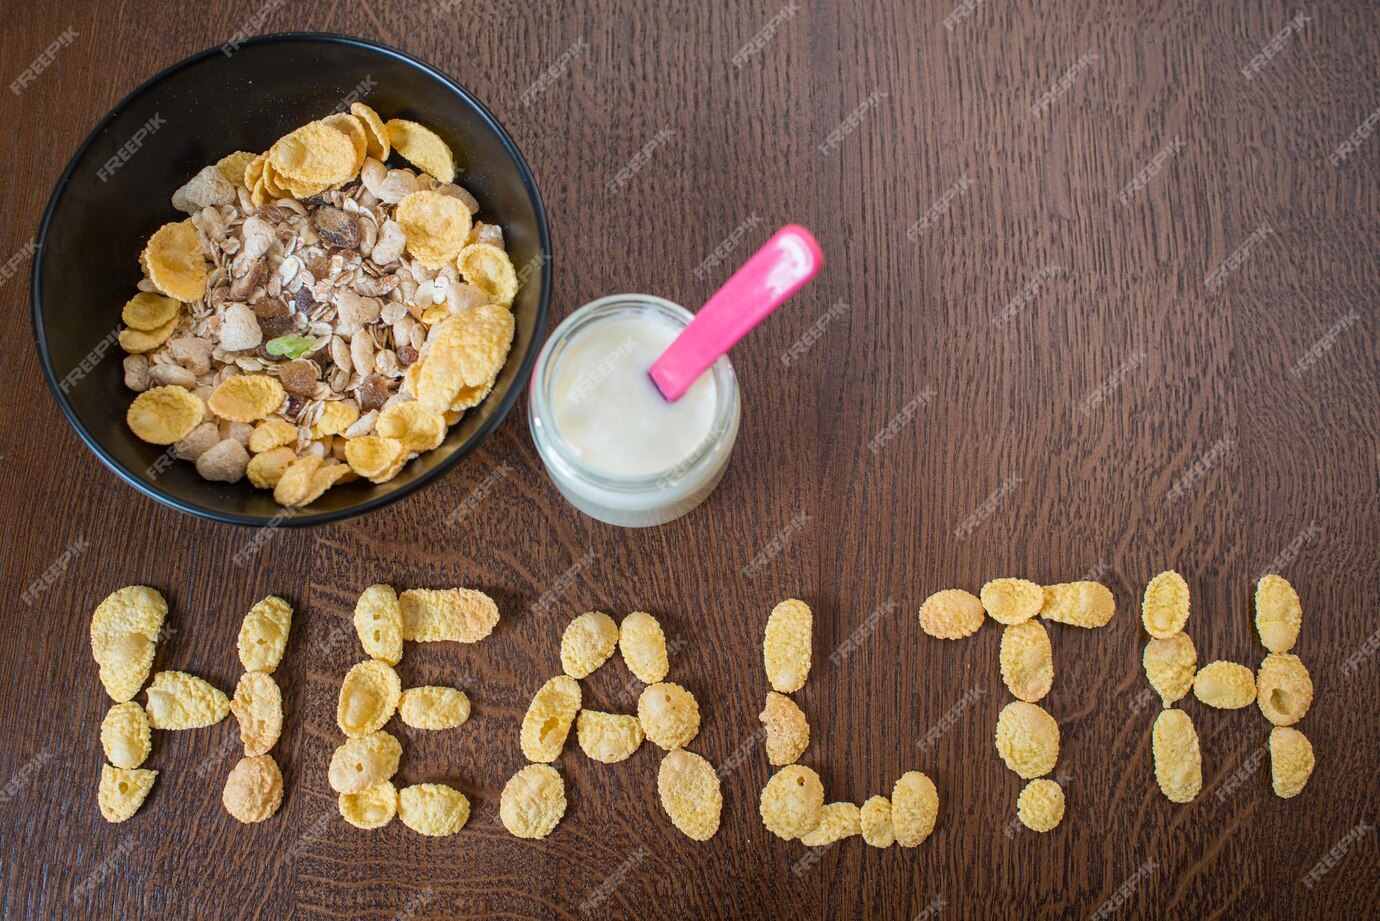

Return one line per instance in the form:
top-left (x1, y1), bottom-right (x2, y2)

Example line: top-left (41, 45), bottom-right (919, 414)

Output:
top-left (1192, 660), bottom-right (1256, 709)
top-left (1269, 726), bottom-right (1315, 799)
top-left (457, 243), bottom-right (518, 308)
top-left (231, 671), bottom-right (283, 757)
top-left (763, 598), bottom-right (812, 693)
top-left (1141, 570), bottom-right (1190, 638)
top-left (800, 802), bottom-right (862, 846)
top-left (980, 577), bottom-right (1044, 625)
top-left (416, 306), bottom-right (514, 411)
top-left (892, 771), bottom-right (939, 847)
top-left (560, 611), bottom-right (619, 679)
top-left (350, 103), bottom-right (390, 160)
top-left (217, 150), bottom-right (257, 187)
top-left (208, 374), bottom-right (286, 423)
top-left (321, 112), bottom-right (368, 172)
top-left (759, 691), bottom-right (809, 766)
top-left (397, 191), bottom-right (472, 268)
top-left (237, 595), bottom-right (293, 674)
top-left (1143, 632), bottom-right (1197, 707)
top-left (574, 710), bottom-right (643, 764)
top-left (759, 764), bottom-right (824, 840)
top-left (619, 610), bottom-right (669, 684)
top-left (345, 435), bottom-right (408, 484)
top-left (1255, 574), bottom-right (1302, 653)
top-left (269, 121), bottom-right (358, 186)
top-left (375, 401), bottom-right (446, 453)
top-left (520, 675), bottom-right (582, 763)
top-left (999, 620), bottom-right (1053, 703)
top-left (339, 781), bottom-right (398, 830)
top-left (1040, 581), bottom-right (1116, 629)
top-left (143, 220), bottom-right (207, 302)
top-left (98, 765), bottom-right (157, 823)
top-left (399, 686), bottom-right (471, 730)
top-left (122, 292), bottom-right (180, 331)
top-left (101, 702), bottom-right (152, 770)
top-left (860, 795), bottom-right (894, 848)
top-left (328, 730), bottom-right (402, 794)
top-left (1256, 653), bottom-right (1313, 726)
top-left (145, 670), bottom-right (229, 730)
top-left (222, 755), bottom-right (283, 823)
top-left (385, 119), bottom-right (455, 183)
top-left (246, 446), bottom-right (296, 489)
top-left (353, 583), bottom-right (403, 665)
top-left (995, 701), bottom-right (1059, 779)
top-left (398, 783), bottom-right (470, 837)
top-left (1152, 708), bottom-right (1201, 803)
top-left (127, 386), bottom-right (205, 444)
top-left (638, 681), bottom-right (700, 751)
top-left (91, 585), bottom-right (167, 702)
top-left (658, 750), bottom-right (722, 841)
top-left (273, 455), bottom-right (348, 507)
top-left (500, 764), bottom-right (566, 839)
top-left (1017, 778), bottom-right (1065, 832)
top-left (118, 314), bottom-right (180, 354)
top-left (248, 419), bottom-right (296, 453)
top-left (919, 589), bottom-right (985, 639)
top-left (311, 400), bottom-right (360, 438)
top-left (337, 660), bottom-right (402, 738)
top-left (399, 588), bottom-right (499, 643)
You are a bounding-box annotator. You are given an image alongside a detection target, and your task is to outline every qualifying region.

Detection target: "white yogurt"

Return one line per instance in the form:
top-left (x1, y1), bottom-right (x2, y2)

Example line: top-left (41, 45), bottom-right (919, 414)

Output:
top-left (529, 295), bottom-right (741, 527)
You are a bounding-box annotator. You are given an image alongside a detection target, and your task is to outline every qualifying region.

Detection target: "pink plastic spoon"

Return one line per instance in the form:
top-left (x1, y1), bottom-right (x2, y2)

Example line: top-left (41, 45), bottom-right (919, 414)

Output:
top-left (648, 224), bottom-right (823, 402)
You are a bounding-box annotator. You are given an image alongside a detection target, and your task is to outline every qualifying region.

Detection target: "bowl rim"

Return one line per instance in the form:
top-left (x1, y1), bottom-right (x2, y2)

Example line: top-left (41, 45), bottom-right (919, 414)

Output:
top-left (30, 31), bottom-right (552, 528)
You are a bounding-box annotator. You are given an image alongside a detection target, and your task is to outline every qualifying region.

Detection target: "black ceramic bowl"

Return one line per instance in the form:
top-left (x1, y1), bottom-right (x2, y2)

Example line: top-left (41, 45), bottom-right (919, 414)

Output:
top-left (32, 33), bottom-right (550, 527)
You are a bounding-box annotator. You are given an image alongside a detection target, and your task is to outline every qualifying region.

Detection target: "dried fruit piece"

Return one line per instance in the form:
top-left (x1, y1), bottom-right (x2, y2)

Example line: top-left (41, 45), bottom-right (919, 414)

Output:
top-left (619, 610), bottom-right (669, 684)
top-left (637, 681), bottom-right (700, 751)
top-left (398, 783), bottom-right (470, 837)
top-left (246, 446), bottom-right (296, 489)
top-left (208, 374), bottom-right (286, 423)
top-left (1269, 726), bottom-right (1315, 799)
top-left (576, 710), bottom-right (644, 763)
top-left (763, 598), bottom-right (813, 692)
top-left (1142, 570), bottom-right (1190, 638)
top-left (1039, 581), bottom-right (1116, 628)
top-left (457, 243), bottom-right (518, 308)
top-left (100, 702), bottom-right (152, 769)
top-left (1255, 574), bottom-right (1302, 653)
top-left (500, 764), bottom-right (566, 839)
top-left (1016, 778), bottom-right (1065, 832)
top-left (980, 578), bottom-right (1043, 625)
top-left (1152, 708), bottom-right (1201, 803)
top-left (375, 401), bottom-right (446, 453)
top-left (919, 588), bottom-right (985, 639)
top-left (892, 771), bottom-right (939, 847)
top-left (398, 588), bottom-right (500, 643)
top-left (127, 386), bottom-right (205, 444)
top-left (122, 292), bottom-right (180, 331)
top-left (222, 755), bottom-right (283, 823)
top-left (248, 419), bottom-right (296, 453)
top-left (328, 730), bottom-right (402, 794)
top-left (416, 306), bottom-right (515, 411)
top-left (90, 585), bottom-right (167, 702)
top-left (994, 701), bottom-right (1060, 779)
top-left (337, 660), bottom-right (401, 738)
top-left (520, 675), bottom-right (582, 763)
top-left (759, 691), bottom-right (810, 766)
top-left (800, 802), bottom-right (862, 846)
top-left (860, 796), bottom-right (894, 847)
top-left (98, 764), bottom-right (157, 823)
top-left (351, 103), bottom-right (390, 160)
top-left (1192, 661), bottom-right (1257, 709)
top-left (999, 620), bottom-right (1054, 703)
top-left (144, 671), bottom-right (229, 730)
top-left (353, 584), bottom-right (403, 666)
top-left (339, 780), bottom-right (398, 830)
top-left (399, 686), bottom-right (471, 730)
top-left (269, 121), bottom-right (358, 186)
top-left (142, 220), bottom-right (207, 301)
top-left (237, 595), bottom-right (293, 674)
top-left (231, 672), bottom-right (283, 757)
top-left (345, 435), bottom-right (408, 484)
top-left (385, 119), bottom-right (455, 182)
top-left (760, 764), bottom-right (824, 840)
top-left (1143, 633), bottom-right (1198, 707)
top-left (396, 190), bottom-right (472, 268)
top-left (1256, 653), bottom-right (1313, 726)
top-left (658, 750), bottom-right (722, 841)
top-left (560, 611), bottom-right (620, 679)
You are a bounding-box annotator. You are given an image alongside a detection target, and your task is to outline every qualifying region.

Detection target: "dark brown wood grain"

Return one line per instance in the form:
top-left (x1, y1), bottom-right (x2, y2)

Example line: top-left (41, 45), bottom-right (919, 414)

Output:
top-left (2, 1), bottom-right (1378, 918)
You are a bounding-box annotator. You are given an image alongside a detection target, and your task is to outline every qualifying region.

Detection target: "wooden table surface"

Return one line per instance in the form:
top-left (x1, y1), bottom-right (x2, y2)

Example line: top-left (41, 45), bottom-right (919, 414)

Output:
top-left (3, 1), bottom-right (1378, 918)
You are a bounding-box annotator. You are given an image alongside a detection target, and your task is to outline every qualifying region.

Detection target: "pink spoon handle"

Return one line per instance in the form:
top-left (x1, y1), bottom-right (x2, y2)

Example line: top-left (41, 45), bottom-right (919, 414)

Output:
top-left (649, 224), bottom-right (823, 401)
